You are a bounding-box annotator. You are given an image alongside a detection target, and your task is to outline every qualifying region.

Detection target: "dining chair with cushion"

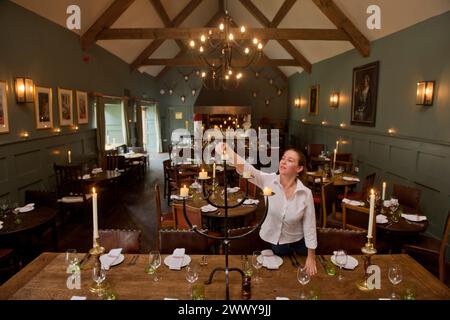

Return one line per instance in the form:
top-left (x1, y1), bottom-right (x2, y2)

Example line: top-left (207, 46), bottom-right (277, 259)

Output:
top-left (172, 203), bottom-right (203, 230)
top-left (24, 190), bottom-right (57, 208)
top-left (98, 229), bottom-right (141, 254)
top-left (338, 172), bottom-right (375, 201)
top-left (392, 184), bottom-right (422, 215)
top-left (403, 210), bottom-right (450, 282)
top-left (239, 177), bottom-right (257, 199)
top-left (158, 229), bottom-right (212, 254)
top-left (154, 184), bottom-right (175, 230)
top-left (320, 182), bottom-right (336, 228)
top-left (335, 153), bottom-right (353, 172)
top-left (316, 227), bottom-right (366, 255)
top-left (306, 144), bottom-right (325, 158)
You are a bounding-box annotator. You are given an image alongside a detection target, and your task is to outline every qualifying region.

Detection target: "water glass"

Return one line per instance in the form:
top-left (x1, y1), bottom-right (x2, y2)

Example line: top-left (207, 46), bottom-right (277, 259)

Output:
top-left (186, 264), bottom-right (199, 284)
top-left (388, 264), bottom-right (403, 299)
top-left (147, 250), bottom-right (161, 281)
top-left (65, 249), bottom-right (79, 273)
top-left (297, 266), bottom-right (311, 300)
top-left (251, 251), bottom-right (263, 283)
top-left (92, 265), bottom-right (107, 295)
top-left (334, 250), bottom-right (347, 281)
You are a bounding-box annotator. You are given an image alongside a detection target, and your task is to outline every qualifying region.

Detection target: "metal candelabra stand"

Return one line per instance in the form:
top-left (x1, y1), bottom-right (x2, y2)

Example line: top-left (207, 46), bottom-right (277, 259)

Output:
top-left (181, 159), bottom-right (271, 300)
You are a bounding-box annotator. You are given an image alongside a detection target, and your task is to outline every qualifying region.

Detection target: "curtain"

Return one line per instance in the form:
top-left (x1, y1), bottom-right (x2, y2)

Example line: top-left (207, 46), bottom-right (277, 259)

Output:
top-left (95, 96), bottom-right (106, 167)
top-left (154, 103), bottom-right (163, 153)
top-left (136, 101), bottom-right (144, 148)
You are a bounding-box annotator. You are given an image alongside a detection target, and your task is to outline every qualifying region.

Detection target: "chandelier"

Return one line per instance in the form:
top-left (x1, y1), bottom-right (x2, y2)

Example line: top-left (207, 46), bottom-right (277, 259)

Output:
top-left (189, 5), bottom-right (264, 90)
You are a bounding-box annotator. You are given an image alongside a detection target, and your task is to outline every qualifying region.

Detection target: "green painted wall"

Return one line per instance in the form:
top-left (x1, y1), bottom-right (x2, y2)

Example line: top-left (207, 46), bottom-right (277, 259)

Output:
top-left (0, 1), bottom-right (157, 204)
top-left (288, 11), bottom-right (450, 240)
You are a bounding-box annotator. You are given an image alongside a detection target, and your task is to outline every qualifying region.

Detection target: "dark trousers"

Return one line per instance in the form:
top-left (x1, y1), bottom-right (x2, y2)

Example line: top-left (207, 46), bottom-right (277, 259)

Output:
top-left (270, 238), bottom-right (307, 256)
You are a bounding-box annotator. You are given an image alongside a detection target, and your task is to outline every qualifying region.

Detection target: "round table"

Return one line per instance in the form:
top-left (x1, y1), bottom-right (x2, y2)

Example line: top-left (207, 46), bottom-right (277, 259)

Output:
top-left (306, 172), bottom-right (360, 195)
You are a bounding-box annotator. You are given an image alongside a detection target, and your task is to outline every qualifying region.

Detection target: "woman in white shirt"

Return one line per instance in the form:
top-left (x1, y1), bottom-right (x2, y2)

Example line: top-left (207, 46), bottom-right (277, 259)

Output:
top-left (218, 144), bottom-right (317, 276)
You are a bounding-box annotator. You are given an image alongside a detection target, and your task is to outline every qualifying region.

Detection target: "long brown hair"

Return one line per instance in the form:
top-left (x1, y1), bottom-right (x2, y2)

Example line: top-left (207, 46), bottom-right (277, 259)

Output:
top-left (282, 146), bottom-right (307, 183)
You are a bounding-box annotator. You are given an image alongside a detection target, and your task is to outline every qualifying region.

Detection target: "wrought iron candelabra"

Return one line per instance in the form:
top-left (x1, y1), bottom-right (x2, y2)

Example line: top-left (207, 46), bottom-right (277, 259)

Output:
top-left (181, 159), bottom-right (271, 300)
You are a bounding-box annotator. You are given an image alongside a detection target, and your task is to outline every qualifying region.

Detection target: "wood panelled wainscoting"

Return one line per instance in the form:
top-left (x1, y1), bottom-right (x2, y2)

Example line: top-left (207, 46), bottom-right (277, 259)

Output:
top-left (0, 130), bottom-right (97, 204)
top-left (288, 121), bottom-right (450, 242)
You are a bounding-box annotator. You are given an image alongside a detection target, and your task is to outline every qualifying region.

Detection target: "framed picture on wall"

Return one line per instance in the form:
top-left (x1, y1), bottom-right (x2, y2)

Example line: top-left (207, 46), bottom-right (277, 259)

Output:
top-left (351, 61), bottom-right (379, 127)
top-left (34, 86), bottom-right (53, 129)
top-left (58, 88), bottom-right (73, 126)
top-left (76, 91), bottom-right (88, 124)
top-left (0, 81), bottom-right (9, 133)
top-left (309, 85), bottom-right (319, 115)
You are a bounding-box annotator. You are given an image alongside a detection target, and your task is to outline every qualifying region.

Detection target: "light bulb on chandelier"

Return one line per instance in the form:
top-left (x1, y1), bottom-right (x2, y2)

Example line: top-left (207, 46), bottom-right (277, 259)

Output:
top-left (189, 3), bottom-right (263, 90)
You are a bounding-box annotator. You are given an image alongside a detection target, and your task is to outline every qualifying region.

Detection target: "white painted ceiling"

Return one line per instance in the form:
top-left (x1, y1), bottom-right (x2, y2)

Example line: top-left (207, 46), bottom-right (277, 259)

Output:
top-left (12, 0), bottom-right (450, 77)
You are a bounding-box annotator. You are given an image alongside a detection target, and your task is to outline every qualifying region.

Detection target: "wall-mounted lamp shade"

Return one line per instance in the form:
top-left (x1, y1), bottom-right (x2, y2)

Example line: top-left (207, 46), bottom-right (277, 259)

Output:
top-left (329, 92), bottom-right (339, 108)
top-left (15, 77), bottom-right (34, 103)
top-left (175, 112), bottom-right (183, 120)
top-left (294, 97), bottom-right (300, 107)
top-left (416, 81), bottom-right (435, 106)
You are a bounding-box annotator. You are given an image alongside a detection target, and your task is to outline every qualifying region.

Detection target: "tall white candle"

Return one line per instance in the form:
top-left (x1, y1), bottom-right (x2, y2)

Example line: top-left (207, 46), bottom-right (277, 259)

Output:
top-left (68, 150), bottom-right (72, 164)
top-left (336, 140), bottom-right (339, 154)
top-left (213, 163), bottom-right (216, 178)
top-left (368, 189), bottom-right (375, 239)
top-left (92, 187), bottom-right (98, 245)
top-left (333, 148), bottom-right (337, 171)
top-left (382, 182), bottom-right (386, 200)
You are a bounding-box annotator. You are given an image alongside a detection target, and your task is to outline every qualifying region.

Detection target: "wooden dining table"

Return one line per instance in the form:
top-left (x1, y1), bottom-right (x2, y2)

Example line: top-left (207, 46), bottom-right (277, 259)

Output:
top-left (306, 171), bottom-right (360, 196)
top-left (1, 253), bottom-right (448, 300)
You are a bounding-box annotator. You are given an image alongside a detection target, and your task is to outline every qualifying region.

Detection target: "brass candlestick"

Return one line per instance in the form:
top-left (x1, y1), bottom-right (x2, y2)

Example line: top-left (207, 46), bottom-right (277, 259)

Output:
top-left (356, 237), bottom-right (377, 291)
top-left (89, 238), bottom-right (108, 294)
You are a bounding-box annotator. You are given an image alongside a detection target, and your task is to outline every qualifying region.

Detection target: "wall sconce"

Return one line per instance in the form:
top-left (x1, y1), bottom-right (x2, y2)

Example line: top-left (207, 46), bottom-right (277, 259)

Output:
top-left (416, 81), bottom-right (435, 106)
top-left (301, 118), bottom-right (307, 123)
top-left (388, 128), bottom-right (396, 135)
top-left (20, 131), bottom-right (29, 138)
top-left (340, 122), bottom-right (346, 128)
top-left (294, 97), bottom-right (300, 108)
top-left (14, 77), bottom-right (34, 103)
top-left (54, 128), bottom-right (61, 134)
top-left (329, 91), bottom-right (340, 108)
top-left (191, 89), bottom-right (196, 96)
top-left (321, 120), bottom-right (328, 126)
top-left (181, 95), bottom-right (186, 103)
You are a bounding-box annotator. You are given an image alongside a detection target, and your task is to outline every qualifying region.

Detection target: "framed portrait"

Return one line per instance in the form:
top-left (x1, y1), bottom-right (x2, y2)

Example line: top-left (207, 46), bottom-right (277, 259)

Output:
top-left (76, 91), bottom-right (88, 124)
top-left (351, 61), bottom-right (379, 127)
top-left (58, 88), bottom-right (73, 126)
top-left (34, 86), bottom-right (53, 129)
top-left (0, 81), bottom-right (9, 133)
top-left (309, 85), bottom-right (319, 115)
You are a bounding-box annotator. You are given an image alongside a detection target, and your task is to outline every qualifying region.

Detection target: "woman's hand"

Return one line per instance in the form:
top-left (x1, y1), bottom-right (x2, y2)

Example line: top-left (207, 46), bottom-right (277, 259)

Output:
top-left (305, 251), bottom-right (317, 276)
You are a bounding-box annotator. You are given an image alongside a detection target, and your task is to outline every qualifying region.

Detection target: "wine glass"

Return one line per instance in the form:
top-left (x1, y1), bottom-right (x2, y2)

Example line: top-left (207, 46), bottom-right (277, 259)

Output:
top-left (252, 251), bottom-right (263, 283)
top-left (186, 264), bottom-right (199, 284)
top-left (147, 250), bottom-right (161, 281)
top-left (92, 265), bottom-right (107, 295)
top-left (297, 266), bottom-right (311, 300)
top-left (388, 264), bottom-right (403, 299)
top-left (65, 249), bottom-right (78, 273)
top-left (334, 250), bottom-right (347, 281)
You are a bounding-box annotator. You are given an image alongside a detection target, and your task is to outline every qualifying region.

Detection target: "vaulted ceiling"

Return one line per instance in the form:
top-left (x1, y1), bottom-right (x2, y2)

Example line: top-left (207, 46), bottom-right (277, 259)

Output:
top-left (12, 0), bottom-right (450, 80)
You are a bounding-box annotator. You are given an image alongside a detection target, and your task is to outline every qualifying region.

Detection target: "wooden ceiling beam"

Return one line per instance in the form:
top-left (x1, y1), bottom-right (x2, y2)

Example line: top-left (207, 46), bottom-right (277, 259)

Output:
top-left (81, 0), bottom-right (135, 50)
top-left (99, 27), bottom-right (348, 41)
top-left (271, 0), bottom-right (296, 27)
top-left (143, 58), bottom-right (301, 67)
top-left (312, 0), bottom-right (370, 57)
top-left (131, 0), bottom-right (203, 70)
top-left (238, 0), bottom-right (312, 73)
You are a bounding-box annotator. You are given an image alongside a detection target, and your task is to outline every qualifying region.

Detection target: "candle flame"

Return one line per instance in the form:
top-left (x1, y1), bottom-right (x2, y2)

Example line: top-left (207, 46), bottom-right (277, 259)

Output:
top-left (371, 189), bottom-right (374, 195)
top-left (92, 187), bottom-right (96, 194)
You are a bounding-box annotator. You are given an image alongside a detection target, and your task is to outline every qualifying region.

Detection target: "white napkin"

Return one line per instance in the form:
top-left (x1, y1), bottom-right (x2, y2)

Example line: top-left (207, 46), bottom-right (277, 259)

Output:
top-left (216, 165), bottom-right (224, 171)
top-left (91, 168), bottom-right (103, 174)
top-left (332, 251), bottom-right (358, 270)
top-left (101, 248), bottom-right (122, 270)
top-left (334, 169), bottom-right (343, 174)
top-left (376, 214), bottom-right (388, 224)
top-left (70, 296), bottom-right (87, 300)
top-left (401, 214), bottom-right (427, 222)
top-left (191, 181), bottom-right (202, 189)
top-left (276, 297), bottom-right (290, 300)
top-left (342, 176), bottom-right (360, 182)
top-left (60, 196), bottom-right (83, 203)
top-left (82, 174), bottom-right (91, 180)
top-left (170, 195), bottom-right (191, 200)
top-left (227, 187), bottom-right (240, 193)
top-left (314, 178), bottom-right (322, 183)
top-left (164, 298), bottom-right (179, 300)
top-left (0, 221), bottom-right (3, 230)
top-left (238, 199), bottom-right (260, 205)
top-left (169, 248), bottom-right (185, 270)
top-left (306, 171), bottom-right (316, 175)
top-left (261, 249), bottom-right (280, 269)
top-left (342, 198), bottom-right (365, 206)
top-left (15, 203), bottom-right (35, 213)
top-left (201, 204), bottom-right (218, 212)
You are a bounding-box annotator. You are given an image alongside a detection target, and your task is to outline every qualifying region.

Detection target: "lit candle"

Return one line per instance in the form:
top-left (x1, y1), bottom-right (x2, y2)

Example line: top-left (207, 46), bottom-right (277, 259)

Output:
top-left (212, 163), bottom-right (216, 178)
top-left (243, 171), bottom-right (251, 179)
top-left (263, 187), bottom-right (272, 196)
top-left (199, 169), bottom-right (208, 180)
top-left (180, 185), bottom-right (189, 197)
top-left (92, 187), bottom-right (98, 245)
top-left (336, 140), bottom-right (339, 153)
top-left (368, 189), bottom-right (375, 239)
top-left (382, 182), bottom-right (386, 201)
top-left (333, 148), bottom-right (337, 171)
top-left (68, 150), bottom-right (72, 164)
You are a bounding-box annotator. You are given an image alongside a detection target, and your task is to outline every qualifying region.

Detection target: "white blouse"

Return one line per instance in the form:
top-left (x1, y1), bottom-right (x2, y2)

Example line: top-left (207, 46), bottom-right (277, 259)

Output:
top-left (242, 164), bottom-right (317, 249)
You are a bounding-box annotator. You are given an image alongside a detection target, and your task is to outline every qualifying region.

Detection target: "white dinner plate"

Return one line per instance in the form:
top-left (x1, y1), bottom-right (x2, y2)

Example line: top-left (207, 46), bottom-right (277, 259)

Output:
top-left (164, 255), bottom-right (191, 268)
top-left (100, 254), bottom-right (125, 267)
top-left (331, 255), bottom-right (359, 270)
top-left (257, 255), bottom-right (283, 269)
top-left (17, 206), bottom-right (34, 213)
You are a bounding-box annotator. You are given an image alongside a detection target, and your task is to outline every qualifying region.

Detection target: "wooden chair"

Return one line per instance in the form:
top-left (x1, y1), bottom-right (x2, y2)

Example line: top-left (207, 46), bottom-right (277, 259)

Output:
top-left (98, 229), bottom-right (141, 254)
top-left (171, 203), bottom-right (203, 229)
top-left (159, 229), bottom-right (212, 254)
top-left (227, 226), bottom-right (269, 255)
top-left (320, 182), bottom-right (336, 228)
top-left (0, 248), bottom-right (19, 284)
top-left (335, 153), bottom-right (353, 172)
top-left (154, 184), bottom-right (175, 230)
top-left (403, 210), bottom-right (450, 282)
top-left (338, 172), bottom-right (375, 201)
top-left (316, 227), bottom-right (366, 255)
top-left (239, 177), bottom-right (257, 198)
top-left (104, 155), bottom-right (126, 171)
top-left (24, 190), bottom-right (57, 208)
top-left (341, 203), bottom-right (377, 245)
top-left (306, 144), bottom-right (325, 158)
top-left (162, 159), bottom-right (172, 199)
top-left (392, 184), bottom-right (422, 215)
